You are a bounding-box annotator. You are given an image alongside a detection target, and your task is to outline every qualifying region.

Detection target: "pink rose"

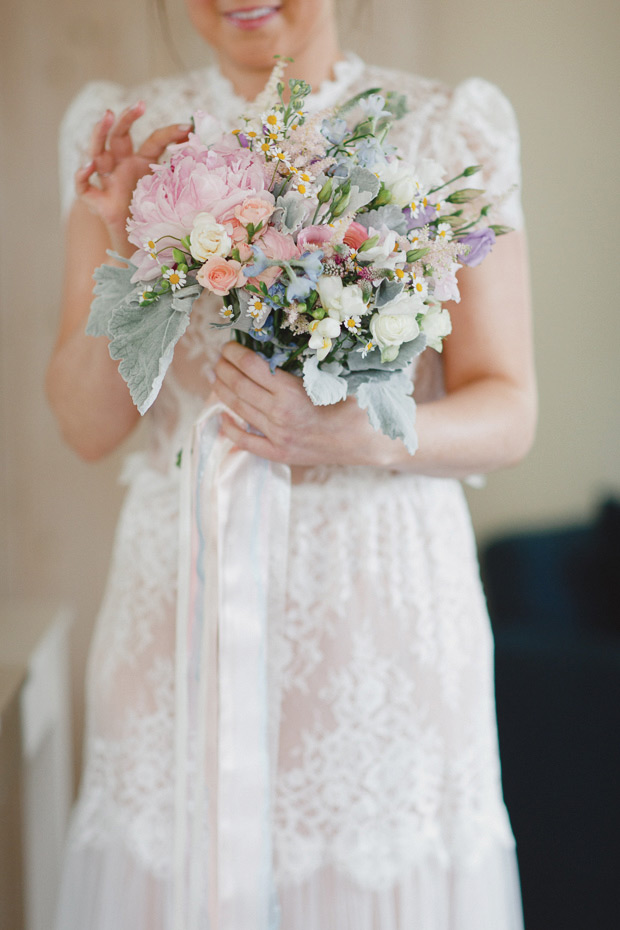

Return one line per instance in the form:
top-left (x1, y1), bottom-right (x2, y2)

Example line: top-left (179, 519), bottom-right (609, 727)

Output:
top-left (197, 256), bottom-right (243, 296)
top-left (236, 242), bottom-right (253, 262)
top-left (260, 227), bottom-right (300, 262)
top-left (343, 221), bottom-right (369, 250)
top-left (234, 194), bottom-right (275, 228)
top-left (296, 224), bottom-right (335, 251)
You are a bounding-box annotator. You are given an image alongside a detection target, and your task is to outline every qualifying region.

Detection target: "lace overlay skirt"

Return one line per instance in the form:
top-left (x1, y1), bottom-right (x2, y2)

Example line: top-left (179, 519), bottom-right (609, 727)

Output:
top-left (54, 462), bottom-right (524, 930)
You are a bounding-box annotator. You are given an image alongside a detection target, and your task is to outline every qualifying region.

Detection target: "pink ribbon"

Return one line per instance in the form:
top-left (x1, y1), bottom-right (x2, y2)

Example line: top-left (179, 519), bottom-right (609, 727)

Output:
top-left (174, 403), bottom-right (290, 930)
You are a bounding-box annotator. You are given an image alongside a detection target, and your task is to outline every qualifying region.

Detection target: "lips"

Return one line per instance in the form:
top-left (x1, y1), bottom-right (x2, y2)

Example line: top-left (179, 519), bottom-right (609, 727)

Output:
top-left (223, 5), bottom-right (282, 29)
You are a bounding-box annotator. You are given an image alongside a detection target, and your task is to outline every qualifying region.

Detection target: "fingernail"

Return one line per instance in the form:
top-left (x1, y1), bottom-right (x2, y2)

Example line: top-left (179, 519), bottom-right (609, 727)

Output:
top-left (133, 99), bottom-right (145, 109)
top-left (206, 369), bottom-right (216, 384)
top-left (177, 123), bottom-right (193, 132)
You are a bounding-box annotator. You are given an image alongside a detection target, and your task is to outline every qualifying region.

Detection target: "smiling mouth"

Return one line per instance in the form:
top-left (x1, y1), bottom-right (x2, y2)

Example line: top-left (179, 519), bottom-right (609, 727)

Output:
top-left (223, 5), bottom-right (282, 28)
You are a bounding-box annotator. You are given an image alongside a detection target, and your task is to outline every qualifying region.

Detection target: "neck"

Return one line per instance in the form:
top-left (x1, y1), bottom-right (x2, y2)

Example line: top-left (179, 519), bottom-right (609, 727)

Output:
top-left (214, 29), bottom-right (343, 102)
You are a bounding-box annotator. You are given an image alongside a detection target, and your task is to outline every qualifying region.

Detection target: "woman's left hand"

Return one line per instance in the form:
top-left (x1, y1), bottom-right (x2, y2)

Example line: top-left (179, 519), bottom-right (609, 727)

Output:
top-left (212, 342), bottom-right (381, 467)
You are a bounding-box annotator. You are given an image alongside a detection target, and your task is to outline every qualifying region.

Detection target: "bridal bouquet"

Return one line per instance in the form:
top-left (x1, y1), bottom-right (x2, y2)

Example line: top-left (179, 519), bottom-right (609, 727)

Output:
top-left (88, 60), bottom-right (510, 453)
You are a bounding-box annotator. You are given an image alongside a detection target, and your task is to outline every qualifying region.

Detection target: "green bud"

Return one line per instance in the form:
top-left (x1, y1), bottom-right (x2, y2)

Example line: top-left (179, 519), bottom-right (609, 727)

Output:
top-left (464, 165), bottom-right (482, 177)
top-left (373, 184), bottom-right (392, 207)
top-left (172, 247), bottom-right (186, 264)
top-left (332, 193), bottom-right (351, 217)
top-left (489, 224), bottom-right (514, 236)
top-left (317, 178), bottom-right (333, 203)
top-left (178, 262), bottom-right (188, 273)
top-left (181, 235), bottom-right (192, 251)
top-left (357, 234), bottom-right (380, 253)
top-left (446, 188), bottom-right (485, 204)
top-left (312, 307), bottom-right (326, 320)
top-left (406, 247), bottom-right (431, 263)
top-left (480, 204), bottom-right (491, 217)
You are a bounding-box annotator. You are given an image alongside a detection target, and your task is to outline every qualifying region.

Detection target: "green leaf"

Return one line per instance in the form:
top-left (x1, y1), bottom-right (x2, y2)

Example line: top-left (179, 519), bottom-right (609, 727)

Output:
top-left (302, 355), bottom-right (348, 406)
top-left (87, 254), bottom-right (139, 337)
top-left (107, 286), bottom-right (199, 415)
top-left (354, 370), bottom-right (418, 454)
top-left (335, 86), bottom-right (383, 115)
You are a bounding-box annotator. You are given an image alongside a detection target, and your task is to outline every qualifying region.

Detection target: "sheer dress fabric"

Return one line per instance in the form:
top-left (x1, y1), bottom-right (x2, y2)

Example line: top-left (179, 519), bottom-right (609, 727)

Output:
top-left (54, 52), bottom-right (525, 930)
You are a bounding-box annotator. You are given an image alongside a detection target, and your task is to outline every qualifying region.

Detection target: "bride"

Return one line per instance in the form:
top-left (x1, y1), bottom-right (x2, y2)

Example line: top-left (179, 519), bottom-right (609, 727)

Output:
top-left (48, 1), bottom-right (537, 928)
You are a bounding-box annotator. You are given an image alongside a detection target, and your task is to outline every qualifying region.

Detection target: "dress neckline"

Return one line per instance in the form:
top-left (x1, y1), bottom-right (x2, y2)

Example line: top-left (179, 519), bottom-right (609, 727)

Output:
top-left (203, 50), bottom-right (365, 120)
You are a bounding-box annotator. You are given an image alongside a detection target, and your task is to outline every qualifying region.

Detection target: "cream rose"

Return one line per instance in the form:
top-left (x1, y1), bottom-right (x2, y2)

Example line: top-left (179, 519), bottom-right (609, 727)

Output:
top-left (189, 212), bottom-right (232, 262)
top-left (196, 255), bottom-right (242, 296)
top-left (370, 306), bottom-right (420, 363)
top-left (234, 194), bottom-right (275, 228)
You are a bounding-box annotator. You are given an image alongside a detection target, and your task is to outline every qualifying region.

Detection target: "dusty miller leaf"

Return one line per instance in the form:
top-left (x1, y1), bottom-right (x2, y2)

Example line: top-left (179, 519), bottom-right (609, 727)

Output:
top-left (87, 255), bottom-right (139, 337)
top-left (302, 354), bottom-right (348, 406)
top-left (346, 333), bottom-right (427, 372)
top-left (108, 290), bottom-right (192, 415)
top-left (357, 204), bottom-right (408, 235)
top-left (354, 369), bottom-right (418, 454)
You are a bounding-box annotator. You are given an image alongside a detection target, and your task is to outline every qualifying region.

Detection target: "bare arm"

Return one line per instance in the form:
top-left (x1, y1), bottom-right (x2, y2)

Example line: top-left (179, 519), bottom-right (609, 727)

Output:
top-left (211, 229), bottom-right (537, 477)
top-left (47, 104), bottom-right (191, 461)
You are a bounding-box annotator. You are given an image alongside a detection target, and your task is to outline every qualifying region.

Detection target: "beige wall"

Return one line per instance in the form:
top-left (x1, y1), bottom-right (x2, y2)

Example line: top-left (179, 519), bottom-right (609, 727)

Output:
top-left (1, 0), bottom-right (619, 784)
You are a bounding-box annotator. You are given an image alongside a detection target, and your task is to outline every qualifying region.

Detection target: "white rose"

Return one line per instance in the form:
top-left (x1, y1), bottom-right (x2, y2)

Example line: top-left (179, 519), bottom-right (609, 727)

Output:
top-left (370, 311), bottom-right (420, 362)
top-left (420, 305), bottom-right (452, 352)
top-left (316, 277), bottom-right (367, 322)
top-left (189, 212), bottom-right (232, 262)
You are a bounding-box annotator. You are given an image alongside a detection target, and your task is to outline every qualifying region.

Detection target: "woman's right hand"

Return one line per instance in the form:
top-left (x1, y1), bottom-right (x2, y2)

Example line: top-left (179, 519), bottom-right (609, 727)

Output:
top-left (74, 102), bottom-right (192, 257)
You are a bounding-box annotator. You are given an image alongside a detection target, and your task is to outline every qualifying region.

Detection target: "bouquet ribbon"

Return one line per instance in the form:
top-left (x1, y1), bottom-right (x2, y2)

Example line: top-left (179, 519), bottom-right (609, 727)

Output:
top-left (173, 402), bottom-right (290, 930)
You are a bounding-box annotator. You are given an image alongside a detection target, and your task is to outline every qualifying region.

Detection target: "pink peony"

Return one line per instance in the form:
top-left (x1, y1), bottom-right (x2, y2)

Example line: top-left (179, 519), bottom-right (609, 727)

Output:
top-left (197, 256), bottom-right (243, 296)
top-left (234, 194), bottom-right (275, 228)
top-left (126, 142), bottom-right (271, 282)
top-left (343, 221), bottom-right (369, 250)
top-left (296, 224), bottom-right (335, 251)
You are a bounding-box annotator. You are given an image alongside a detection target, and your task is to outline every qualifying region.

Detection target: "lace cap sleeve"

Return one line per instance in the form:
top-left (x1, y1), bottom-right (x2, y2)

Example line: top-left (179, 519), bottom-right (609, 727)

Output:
top-left (440, 78), bottom-right (524, 230)
top-left (58, 80), bottom-right (126, 219)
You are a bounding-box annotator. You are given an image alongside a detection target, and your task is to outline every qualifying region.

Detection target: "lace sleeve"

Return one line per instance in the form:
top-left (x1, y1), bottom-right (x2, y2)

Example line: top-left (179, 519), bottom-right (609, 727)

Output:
top-left (438, 78), bottom-right (524, 230)
top-left (58, 81), bottom-right (126, 219)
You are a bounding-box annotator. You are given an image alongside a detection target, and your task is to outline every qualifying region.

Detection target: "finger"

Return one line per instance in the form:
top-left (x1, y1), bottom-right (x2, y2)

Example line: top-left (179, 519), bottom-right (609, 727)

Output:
top-left (89, 109), bottom-right (115, 160)
top-left (212, 376), bottom-right (272, 436)
top-left (107, 100), bottom-right (146, 161)
top-left (215, 356), bottom-right (274, 411)
top-left (75, 160), bottom-right (97, 197)
top-left (220, 341), bottom-right (280, 392)
top-left (92, 149), bottom-right (115, 178)
top-left (137, 123), bottom-right (194, 163)
top-left (220, 413), bottom-right (283, 462)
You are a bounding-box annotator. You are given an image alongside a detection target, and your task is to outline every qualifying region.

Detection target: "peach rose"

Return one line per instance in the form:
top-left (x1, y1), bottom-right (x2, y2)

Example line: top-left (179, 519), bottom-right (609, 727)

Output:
top-left (234, 194), bottom-right (275, 228)
top-left (343, 221), bottom-right (369, 251)
top-left (197, 256), bottom-right (243, 296)
top-left (260, 227), bottom-right (300, 262)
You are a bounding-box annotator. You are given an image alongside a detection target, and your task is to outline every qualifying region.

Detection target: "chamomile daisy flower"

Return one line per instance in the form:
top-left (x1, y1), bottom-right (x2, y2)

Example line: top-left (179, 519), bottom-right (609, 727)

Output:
top-left (143, 239), bottom-right (158, 260)
top-left (139, 285), bottom-right (155, 304)
top-left (435, 223), bottom-right (452, 242)
top-left (394, 267), bottom-right (411, 285)
top-left (163, 267), bottom-right (187, 291)
top-left (262, 110), bottom-right (284, 133)
top-left (360, 339), bottom-right (375, 358)
top-left (343, 316), bottom-right (362, 334)
top-left (411, 274), bottom-right (428, 299)
top-left (220, 306), bottom-right (234, 320)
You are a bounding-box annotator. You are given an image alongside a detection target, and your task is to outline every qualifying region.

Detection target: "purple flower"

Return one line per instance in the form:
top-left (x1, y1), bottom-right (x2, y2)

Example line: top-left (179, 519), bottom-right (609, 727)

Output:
top-left (406, 204), bottom-right (437, 229)
top-left (457, 228), bottom-right (496, 267)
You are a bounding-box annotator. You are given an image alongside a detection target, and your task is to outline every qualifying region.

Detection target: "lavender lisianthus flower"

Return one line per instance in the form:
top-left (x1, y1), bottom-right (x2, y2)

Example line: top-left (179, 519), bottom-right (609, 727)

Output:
top-left (457, 227), bottom-right (496, 267)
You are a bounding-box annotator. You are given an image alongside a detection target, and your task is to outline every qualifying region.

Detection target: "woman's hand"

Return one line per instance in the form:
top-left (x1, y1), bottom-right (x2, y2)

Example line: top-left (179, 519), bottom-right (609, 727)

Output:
top-left (212, 342), bottom-right (384, 467)
top-left (74, 102), bottom-right (192, 256)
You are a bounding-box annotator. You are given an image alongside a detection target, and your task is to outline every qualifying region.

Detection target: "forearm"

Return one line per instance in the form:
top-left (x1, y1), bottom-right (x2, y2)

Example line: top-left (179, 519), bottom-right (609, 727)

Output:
top-left (361, 375), bottom-right (538, 478)
top-left (46, 327), bottom-right (139, 461)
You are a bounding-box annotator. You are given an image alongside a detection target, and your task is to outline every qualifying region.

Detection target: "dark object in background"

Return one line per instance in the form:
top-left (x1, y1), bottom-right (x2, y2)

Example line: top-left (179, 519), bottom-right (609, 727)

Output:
top-left (480, 497), bottom-right (620, 930)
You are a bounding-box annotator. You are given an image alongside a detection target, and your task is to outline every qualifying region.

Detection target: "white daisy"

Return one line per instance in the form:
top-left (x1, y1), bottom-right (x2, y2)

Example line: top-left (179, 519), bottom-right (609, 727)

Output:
top-left (163, 267), bottom-right (187, 291)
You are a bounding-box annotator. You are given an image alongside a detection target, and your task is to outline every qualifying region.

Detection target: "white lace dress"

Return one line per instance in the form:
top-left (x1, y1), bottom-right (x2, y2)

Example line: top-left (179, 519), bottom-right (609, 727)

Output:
top-left (54, 52), bottom-right (525, 930)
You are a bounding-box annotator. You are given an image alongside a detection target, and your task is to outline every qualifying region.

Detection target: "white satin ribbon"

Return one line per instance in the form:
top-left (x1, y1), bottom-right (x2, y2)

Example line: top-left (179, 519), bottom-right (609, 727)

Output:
top-left (174, 403), bottom-right (290, 930)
